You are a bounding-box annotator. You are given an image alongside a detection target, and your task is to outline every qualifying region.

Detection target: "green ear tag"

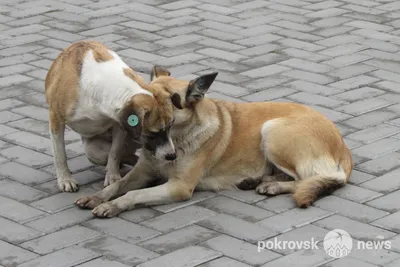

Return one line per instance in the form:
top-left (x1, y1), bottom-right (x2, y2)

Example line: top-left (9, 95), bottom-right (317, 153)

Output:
top-left (127, 115), bottom-right (139, 127)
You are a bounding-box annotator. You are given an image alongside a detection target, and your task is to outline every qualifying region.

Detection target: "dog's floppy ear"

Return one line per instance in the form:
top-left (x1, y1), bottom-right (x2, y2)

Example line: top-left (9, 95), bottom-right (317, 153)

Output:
top-left (119, 94), bottom-right (154, 140)
top-left (186, 72), bottom-right (218, 105)
top-left (151, 65), bottom-right (171, 81)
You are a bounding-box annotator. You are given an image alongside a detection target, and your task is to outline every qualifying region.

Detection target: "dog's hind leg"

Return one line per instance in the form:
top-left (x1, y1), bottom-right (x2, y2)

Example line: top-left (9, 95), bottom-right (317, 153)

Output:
top-left (49, 111), bottom-right (78, 192)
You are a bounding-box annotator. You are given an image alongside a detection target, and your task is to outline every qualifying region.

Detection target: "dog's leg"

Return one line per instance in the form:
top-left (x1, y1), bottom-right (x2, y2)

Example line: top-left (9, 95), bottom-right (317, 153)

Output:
top-left (83, 136), bottom-right (109, 166)
top-left (92, 178), bottom-right (194, 218)
top-left (236, 161), bottom-right (276, 190)
top-left (49, 113), bottom-right (78, 192)
top-left (75, 160), bottom-right (155, 209)
top-left (256, 173), bottom-right (296, 196)
top-left (104, 124), bottom-right (127, 187)
top-left (88, 160), bottom-right (204, 218)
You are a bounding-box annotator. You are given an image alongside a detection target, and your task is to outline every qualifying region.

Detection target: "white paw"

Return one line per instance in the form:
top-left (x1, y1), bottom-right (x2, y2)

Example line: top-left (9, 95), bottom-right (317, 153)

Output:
top-left (104, 173), bottom-right (121, 187)
top-left (58, 178), bottom-right (79, 192)
top-left (256, 182), bottom-right (281, 195)
top-left (92, 202), bottom-right (121, 218)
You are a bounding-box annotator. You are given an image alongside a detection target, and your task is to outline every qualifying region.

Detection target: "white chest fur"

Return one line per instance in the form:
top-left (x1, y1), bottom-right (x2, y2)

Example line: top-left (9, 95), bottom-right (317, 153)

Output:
top-left (68, 50), bottom-right (151, 137)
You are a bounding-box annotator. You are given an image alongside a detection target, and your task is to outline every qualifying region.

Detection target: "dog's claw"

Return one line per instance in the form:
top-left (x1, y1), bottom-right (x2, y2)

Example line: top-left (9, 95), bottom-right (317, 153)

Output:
top-left (92, 202), bottom-right (120, 218)
top-left (75, 195), bottom-right (103, 209)
top-left (58, 179), bottom-right (79, 192)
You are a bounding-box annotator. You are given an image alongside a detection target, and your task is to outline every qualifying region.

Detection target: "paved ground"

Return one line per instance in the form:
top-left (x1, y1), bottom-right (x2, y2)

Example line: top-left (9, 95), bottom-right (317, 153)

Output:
top-left (1, 0), bottom-right (400, 266)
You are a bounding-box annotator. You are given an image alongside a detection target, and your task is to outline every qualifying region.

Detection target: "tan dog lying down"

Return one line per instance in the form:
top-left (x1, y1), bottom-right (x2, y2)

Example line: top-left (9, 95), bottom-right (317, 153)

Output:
top-left (76, 66), bottom-right (353, 217)
top-left (45, 41), bottom-right (174, 192)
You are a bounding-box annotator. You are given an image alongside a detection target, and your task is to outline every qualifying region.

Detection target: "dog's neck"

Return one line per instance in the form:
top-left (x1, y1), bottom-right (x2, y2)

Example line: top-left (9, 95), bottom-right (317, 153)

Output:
top-left (172, 99), bottom-right (221, 154)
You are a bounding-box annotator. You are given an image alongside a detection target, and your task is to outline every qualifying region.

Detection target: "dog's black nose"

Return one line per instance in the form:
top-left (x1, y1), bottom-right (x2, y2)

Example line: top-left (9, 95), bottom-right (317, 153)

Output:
top-left (165, 153), bottom-right (177, 161)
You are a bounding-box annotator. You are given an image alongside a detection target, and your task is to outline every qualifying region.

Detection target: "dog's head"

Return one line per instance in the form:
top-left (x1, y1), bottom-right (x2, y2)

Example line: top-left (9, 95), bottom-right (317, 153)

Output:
top-left (118, 68), bottom-right (176, 161)
top-left (149, 65), bottom-right (218, 124)
top-left (119, 66), bottom-right (217, 162)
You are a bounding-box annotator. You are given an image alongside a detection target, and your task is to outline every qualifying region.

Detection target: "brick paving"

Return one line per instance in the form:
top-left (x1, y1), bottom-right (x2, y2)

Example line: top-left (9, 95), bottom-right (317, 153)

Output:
top-left (0, 0), bottom-right (400, 266)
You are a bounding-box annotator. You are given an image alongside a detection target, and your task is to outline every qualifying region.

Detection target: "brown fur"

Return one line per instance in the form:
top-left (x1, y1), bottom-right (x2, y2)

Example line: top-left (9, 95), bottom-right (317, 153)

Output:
top-left (75, 67), bottom-right (353, 217)
top-left (45, 41), bottom-right (113, 133)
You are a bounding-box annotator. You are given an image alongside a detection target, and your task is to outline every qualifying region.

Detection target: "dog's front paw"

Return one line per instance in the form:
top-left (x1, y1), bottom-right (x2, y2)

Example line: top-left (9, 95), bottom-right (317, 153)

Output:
top-left (58, 178), bottom-right (79, 192)
top-left (104, 173), bottom-right (121, 187)
top-left (256, 182), bottom-right (281, 195)
top-left (75, 195), bottom-right (103, 209)
top-left (92, 202), bottom-right (121, 218)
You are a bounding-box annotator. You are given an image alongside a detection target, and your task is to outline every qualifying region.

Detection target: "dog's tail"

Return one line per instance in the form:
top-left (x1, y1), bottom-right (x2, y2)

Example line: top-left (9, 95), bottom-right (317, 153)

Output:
top-left (293, 174), bottom-right (346, 208)
top-left (293, 145), bottom-right (353, 208)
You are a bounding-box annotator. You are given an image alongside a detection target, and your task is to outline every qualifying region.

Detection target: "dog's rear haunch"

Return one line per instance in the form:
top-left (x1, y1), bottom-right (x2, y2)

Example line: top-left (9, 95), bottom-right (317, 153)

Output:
top-left (76, 65), bottom-right (353, 218)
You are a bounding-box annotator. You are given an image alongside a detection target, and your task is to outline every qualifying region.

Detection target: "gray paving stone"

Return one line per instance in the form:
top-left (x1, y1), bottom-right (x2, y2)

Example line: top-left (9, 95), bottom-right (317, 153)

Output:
top-left (257, 206), bottom-right (333, 233)
top-left (219, 189), bottom-right (266, 204)
top-left (342, 110), bottom-right (398, 129)
top-left (286, 80), bottom-right (343, 96)
top-left (346, 124), bottom-right (400, 144)
top-left (83, 217), bottom-right (160, 244)
top-left (336, 98), bottom-right (395, 116)
top-left (310, 105), bottom-right (353, 123)
top-left (366, 190), bottom-right (400, 213)
top-left (0, 216), bottom-right (43, 244)
top-left (0, 239), bottom-right (38, 266)
top-left (1, 0), bottom-right (400, 265)
top-left (282, 70), bottom-right (335, 85)
top-left (352, 138), bottom-right (400, 159)
top-left (20, 225), bottom-right (101, 255)
top-left (329, 65), bottom-right (377, 80)
top-left (332, 184), bottom-right (382, 203)
top-left (0, 110), bottom-right (24, 123)
top-left (197, 213), bottom-right (277, 243)
top-left (350, 245), bottom-right (400, 266)
top-left (287, 92), bottom-right (346, 108)
top-left (0, 161), bottom-right (53, 185)
top-left (242, 87), bottom-right (297, 102)
top-left (0, 145), bottom-right (53, 167)
top-left (82, 236), bottom-right (158, 265)
top-left (356, 153), bottom-right (400, 176)
top-left (11, 105), bottom-right (48, 122)
top-left (0, 195), bottom-right (45, 223)
top-left (18, 245), bottom-right (100, 267)
top-left (197, 257), bottom-right (252, 267)
top-left (198, 196), bottom-right (275, 222)
top-left (313, 214), bottom-right (397, 241)
top-left (202, 235), bottom-right (280, 266)
top-left (137, 245), bottom-right (221, 267)
top-left (141, 205), bottom-right (217, 233)
top-left (261, 249), bottom-right (332, 267)
top-left (30, 186), bottom-right (97, 213)
top-left (313, 195), bottom-right (388, 223)
top-left (76, 257), bottom-right (130, 267)
top-left (329, 75), bottom-right (380, 90)
top-left (26, 207), bottom-right (94, 234)
top-left (321, 257), bottom-right (378, 267)
top-left (138, 225), bottom-right (218, 254)
top-left (153, 191), bottom-right (216, 213)
top-left (118, 208), bottom-right (162, 223)
top-left (0, 179), bottom-right (48, 203)
top-left (255, 194), bottom-right (297, 213)
top-left (265, 224), bottom-right (329, 255)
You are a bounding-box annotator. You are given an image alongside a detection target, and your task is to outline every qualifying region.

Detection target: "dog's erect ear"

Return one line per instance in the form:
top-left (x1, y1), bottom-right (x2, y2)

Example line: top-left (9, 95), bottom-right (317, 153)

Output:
top-left (186, 72), bottom-right (218, 105)
top-left (151, 65), bottom-right (171, 81)
top-left (119, 95), bottom-right (154, 140)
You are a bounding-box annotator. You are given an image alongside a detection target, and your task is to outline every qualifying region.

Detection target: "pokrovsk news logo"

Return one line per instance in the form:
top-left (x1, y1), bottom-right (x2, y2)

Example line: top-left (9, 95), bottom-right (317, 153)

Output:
top-left (258, 229), bottom-right (392, 258)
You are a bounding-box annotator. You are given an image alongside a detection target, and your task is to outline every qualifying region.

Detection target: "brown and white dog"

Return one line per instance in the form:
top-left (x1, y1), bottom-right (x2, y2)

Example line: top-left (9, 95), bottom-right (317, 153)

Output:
top-left (45, 41), bottom-right (175, 192)
top-left (75, 67), bottom-right (353, 217)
